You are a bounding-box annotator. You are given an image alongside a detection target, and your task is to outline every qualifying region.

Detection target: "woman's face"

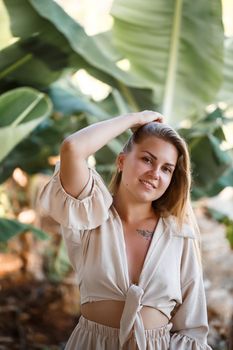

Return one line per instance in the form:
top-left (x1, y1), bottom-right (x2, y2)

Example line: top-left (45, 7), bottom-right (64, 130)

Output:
top-left (117, 136), bottom-right (178, 203)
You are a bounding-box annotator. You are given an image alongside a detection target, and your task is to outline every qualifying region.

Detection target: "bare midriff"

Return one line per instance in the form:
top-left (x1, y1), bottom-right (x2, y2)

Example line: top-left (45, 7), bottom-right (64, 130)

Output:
top-left (81, 300), bottom-right (169, 329)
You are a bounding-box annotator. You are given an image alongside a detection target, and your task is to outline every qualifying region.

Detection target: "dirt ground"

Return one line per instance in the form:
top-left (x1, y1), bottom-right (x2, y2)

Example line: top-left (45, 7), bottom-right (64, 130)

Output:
top-left (0, 272), bottom-right (79, 350)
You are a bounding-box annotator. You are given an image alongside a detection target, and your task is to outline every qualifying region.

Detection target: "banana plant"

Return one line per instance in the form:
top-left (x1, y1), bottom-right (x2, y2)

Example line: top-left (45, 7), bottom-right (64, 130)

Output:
top-left (1, 0), bottom-right (226, 120)
top-left (0, 0), bottom-right (232, 254)
top-left (0, 0), bottom-right (232, 197)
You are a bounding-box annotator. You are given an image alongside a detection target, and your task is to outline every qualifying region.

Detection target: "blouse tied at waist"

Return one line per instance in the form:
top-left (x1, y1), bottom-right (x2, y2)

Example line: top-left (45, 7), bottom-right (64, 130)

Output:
top-left (119, 284), bottom-right (145, 350)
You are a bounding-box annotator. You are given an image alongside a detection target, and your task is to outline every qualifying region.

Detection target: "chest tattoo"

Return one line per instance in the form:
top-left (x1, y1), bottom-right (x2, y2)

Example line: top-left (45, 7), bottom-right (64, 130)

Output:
top-left (136, 229), bottom-right (154, 241)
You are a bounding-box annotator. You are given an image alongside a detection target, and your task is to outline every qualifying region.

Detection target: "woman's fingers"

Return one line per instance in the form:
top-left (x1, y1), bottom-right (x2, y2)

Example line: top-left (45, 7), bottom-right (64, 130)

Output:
top-left (140, 110), bottom-right (164, 124)
top-left (130, 110), bottom-right (165, 132)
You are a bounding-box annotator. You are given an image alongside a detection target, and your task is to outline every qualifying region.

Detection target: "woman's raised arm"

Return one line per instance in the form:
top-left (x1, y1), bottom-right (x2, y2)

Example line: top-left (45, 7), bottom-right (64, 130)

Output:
top-left (60, 111), bottom-right (163, 197)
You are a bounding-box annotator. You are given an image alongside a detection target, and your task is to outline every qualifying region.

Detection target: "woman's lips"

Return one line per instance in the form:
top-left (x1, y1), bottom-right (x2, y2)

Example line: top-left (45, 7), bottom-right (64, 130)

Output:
top-left (139, 179), bottom-right (156, 190)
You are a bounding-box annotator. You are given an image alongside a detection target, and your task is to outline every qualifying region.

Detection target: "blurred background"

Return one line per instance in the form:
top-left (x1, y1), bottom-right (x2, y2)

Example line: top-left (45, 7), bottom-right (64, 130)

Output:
top-left (0, 0), bottom-right (233, 349)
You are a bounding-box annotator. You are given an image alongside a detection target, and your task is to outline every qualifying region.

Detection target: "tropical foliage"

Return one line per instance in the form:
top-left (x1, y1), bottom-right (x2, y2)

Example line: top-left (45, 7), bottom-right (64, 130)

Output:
top-left (0, 0), bottom-right (233, 244)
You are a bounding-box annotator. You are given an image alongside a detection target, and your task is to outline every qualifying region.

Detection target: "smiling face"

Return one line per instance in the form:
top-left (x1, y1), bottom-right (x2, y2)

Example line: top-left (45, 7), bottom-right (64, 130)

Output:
top-left (117, 136), bottom-right (178, 203)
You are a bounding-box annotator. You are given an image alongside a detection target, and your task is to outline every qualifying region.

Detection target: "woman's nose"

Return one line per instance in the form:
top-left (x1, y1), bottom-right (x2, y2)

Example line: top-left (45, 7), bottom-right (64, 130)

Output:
top-left (150, 167), bottom-right (160, 179)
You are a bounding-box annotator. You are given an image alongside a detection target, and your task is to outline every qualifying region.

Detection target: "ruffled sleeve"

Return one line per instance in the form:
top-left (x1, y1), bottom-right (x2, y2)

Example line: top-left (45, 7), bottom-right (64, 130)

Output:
top-left (38, 162), bottom-right (113, 230)
top-left (169, 237), bottom-right (213, 349)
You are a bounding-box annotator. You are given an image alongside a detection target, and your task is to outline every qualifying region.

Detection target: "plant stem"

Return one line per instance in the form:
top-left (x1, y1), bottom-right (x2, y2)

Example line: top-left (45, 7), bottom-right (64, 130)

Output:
top-left (162, 0), bottom-right (183, 121)
top-left (0, 54), bottom-right (32, 80)
top-left (11, 93), bottom-right (44, 127)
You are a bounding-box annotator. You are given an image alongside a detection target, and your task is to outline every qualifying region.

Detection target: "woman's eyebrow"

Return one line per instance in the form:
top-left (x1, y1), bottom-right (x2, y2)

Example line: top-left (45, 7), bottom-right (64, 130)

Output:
top-left (142, 151), bottom-right (176, 167)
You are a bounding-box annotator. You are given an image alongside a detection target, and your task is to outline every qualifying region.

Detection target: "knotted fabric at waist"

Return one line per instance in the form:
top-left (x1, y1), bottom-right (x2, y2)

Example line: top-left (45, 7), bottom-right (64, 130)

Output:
top-left (119, 284), bottom-right (146, 350)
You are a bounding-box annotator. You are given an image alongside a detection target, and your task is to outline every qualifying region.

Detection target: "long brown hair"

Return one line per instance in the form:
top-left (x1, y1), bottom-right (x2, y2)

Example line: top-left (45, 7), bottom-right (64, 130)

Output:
top-left (109, 122), bottom-right (191, 228)
top-left (109, 122), bottom-right (202, 266)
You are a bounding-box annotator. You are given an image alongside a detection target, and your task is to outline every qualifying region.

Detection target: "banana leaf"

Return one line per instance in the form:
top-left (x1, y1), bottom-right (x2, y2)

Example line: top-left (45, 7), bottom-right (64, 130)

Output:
top-left (0, 81), bottom-right (124, 183)
top-left (111, 0), bottom-right (224, 122)
top-left (217, 37), bottom-right (233, 105)
top-left (0, 87), bottom-right (52, 162)
top-left (1, 0), bottom-right (146, 91)
top-left (178, 108), bottom-right (233, 195)
top-left (0, 218), bottom-right (49, 242)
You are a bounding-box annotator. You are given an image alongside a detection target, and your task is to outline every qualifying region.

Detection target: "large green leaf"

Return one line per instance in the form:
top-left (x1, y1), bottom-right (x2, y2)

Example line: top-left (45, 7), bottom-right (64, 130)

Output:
top-left (178, 107), bottom-right (233, 195)
top-left (1, 0), bottom-right (145, 91)
top-left (111, 0), bottom-right (224, 122)
top-left (0, 80), bottom-right (125, 183)
top-left (0, 0), bottom-right (79, 89)
top-left (180, 108), bottom-right (230, 140)
top-left (192, 166), bottom-right (233, 199)
top-left (0, 0), bottom-right (157, 112)
top-left (0, 39), bottom-right (63, 89)
top-left (0, 218), bottom-right (49, 242)
top-left (29, 0), bottom-right (145, 87)
top-left (0, 87), bottom-right (52, 162)
top-left (178, 108), bottom-right (233, 193)
top-left (48, 79), bottom-right (111, 119)
top-left (217, 37), bottom-right (233, 105)
top-left (189, 134), bottom-right (231, 188)
top-left (93, 31), bottom-right (123, 63)
top-left (49, 80), bottom-right (125, 166)
top-left (0, 115), bottom-right (85, 184)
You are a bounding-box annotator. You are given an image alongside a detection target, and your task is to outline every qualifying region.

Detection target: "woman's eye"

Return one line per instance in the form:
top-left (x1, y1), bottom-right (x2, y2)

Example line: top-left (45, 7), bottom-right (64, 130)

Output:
top-left (163, 167), bottom-right (172, 173)
top-left (142, 157), bottom-right (152, 164)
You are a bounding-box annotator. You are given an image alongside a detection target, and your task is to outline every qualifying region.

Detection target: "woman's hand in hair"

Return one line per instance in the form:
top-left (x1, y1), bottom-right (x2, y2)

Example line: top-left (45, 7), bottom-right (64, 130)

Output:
top-left (128, 110), bottom-right (164, 132)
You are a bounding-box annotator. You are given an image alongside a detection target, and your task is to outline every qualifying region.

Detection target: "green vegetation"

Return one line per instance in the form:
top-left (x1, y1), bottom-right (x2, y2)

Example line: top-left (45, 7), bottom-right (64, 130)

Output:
top-left (0, 0), bottom-right (232, 246)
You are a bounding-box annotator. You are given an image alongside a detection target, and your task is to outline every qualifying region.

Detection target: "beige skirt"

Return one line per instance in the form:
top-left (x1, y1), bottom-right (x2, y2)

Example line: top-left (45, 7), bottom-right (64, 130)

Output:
top-left (64, 315), bottom-right (173, 350)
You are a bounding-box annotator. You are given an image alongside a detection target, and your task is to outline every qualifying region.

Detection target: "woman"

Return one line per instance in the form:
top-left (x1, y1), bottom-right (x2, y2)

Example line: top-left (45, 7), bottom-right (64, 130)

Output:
top-left (39, 111), bottom-right (212, 350)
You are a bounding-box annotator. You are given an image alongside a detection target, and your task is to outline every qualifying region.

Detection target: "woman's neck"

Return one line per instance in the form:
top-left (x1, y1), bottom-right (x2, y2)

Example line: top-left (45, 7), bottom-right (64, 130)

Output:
top-left (113, 187), bottom-right (156, 224)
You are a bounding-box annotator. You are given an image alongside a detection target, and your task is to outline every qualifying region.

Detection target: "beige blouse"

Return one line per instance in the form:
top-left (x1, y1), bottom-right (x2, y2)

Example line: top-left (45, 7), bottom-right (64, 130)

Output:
top-left (38, 163), bottom-right (212, 350)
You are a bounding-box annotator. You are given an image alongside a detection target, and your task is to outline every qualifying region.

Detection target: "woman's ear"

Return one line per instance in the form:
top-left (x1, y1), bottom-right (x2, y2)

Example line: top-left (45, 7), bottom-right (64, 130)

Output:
top-left (117, 152), bottom-right (125, 172)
